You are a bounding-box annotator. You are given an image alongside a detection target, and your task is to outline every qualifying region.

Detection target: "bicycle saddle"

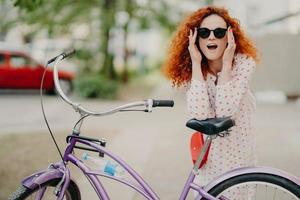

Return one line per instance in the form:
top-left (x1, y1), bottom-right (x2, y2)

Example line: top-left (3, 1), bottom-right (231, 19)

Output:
top-left (186, 116), bottom-right (235, 136)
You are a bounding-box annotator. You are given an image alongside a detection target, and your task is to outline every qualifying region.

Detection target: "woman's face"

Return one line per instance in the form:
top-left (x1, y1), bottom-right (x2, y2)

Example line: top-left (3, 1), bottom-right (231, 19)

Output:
top-left (198, 14), bottom-right (228, 61)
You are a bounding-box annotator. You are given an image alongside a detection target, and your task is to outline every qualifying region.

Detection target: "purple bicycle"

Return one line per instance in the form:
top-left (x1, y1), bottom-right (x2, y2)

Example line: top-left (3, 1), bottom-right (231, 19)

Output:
top-left (9, 51), bottom-right (300, 200)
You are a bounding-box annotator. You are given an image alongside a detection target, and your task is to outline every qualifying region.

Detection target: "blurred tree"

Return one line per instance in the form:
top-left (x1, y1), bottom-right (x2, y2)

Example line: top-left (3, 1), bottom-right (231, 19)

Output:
top-left (0, 0), bottom-right (18, 40)
top-left (118, 0), bottom-right (179, 82)
top-left (100, 0), bottom-right (117, 79)
top-left (119, 0), bottom-right (133, 83)
top-left (13, 0), bottom-right (179, 81)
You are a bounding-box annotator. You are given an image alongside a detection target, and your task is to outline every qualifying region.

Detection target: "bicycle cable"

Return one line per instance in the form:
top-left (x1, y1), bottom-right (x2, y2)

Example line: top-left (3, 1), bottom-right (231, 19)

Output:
top-left (40, 62), bottom-right (65, 166)
top-left (73, 113), bottom-right (90, 131)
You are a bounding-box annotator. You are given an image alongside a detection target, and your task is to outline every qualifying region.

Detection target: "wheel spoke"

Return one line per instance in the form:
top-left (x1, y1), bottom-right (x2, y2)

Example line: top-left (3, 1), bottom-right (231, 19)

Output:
top-left (272, 188), bottom-right (277, 200)
top-left (255, 183), bottom-right (258, 200)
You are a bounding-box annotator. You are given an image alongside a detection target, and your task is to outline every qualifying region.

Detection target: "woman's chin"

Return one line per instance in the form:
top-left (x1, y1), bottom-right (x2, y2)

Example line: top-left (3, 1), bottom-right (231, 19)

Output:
top-left (205, 54), bottom-right (222, 61)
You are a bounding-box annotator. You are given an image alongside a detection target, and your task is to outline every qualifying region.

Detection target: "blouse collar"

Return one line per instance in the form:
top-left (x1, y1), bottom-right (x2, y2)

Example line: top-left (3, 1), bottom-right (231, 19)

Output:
top-left (206, 71), bottom-right (221, 82)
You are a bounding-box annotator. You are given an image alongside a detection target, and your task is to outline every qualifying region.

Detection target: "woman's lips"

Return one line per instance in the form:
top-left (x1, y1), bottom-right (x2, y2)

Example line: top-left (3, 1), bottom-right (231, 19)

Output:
top-left (207, 44), bottom-right (218, 50)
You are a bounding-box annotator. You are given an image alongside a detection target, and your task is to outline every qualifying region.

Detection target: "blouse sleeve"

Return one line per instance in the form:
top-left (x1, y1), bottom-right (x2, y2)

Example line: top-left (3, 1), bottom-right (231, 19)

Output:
top-left (186, 79), bottom-right (211, 120)
top-left (215, 55), bottom-right (256, 117)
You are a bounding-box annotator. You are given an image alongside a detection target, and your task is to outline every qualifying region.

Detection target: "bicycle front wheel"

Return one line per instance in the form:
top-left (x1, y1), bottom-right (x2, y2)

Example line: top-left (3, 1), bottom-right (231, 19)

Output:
top-left (9, 178), bottom-right (80, 200)
top-left (203, 173), bottom-right (300, 200)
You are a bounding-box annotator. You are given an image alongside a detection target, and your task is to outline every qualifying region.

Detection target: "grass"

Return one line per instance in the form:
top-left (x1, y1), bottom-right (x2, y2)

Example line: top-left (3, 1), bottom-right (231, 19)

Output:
top-left (0, 129), bottom-right (117, 199)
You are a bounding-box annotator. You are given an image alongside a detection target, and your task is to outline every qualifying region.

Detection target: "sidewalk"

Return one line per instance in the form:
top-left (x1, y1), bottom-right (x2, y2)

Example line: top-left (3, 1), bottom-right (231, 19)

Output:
top-left (77, 82), bottom-right (300, 199)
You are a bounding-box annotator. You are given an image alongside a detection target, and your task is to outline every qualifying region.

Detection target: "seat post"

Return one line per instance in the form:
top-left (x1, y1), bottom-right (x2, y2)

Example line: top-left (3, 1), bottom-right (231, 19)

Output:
top-left (193, 136), bottom-right (213, 172)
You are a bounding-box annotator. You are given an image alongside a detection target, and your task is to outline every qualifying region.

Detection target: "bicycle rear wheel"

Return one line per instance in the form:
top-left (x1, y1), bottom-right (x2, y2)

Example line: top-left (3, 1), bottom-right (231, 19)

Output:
top-left (203, 173), bottom-right (300, 200)
top-left (9, 178), bottom-right (80, 200)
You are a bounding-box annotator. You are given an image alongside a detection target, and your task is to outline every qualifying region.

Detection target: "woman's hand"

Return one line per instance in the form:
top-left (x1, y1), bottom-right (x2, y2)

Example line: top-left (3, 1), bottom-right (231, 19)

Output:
top-left (218, 27), bottom-right (235, 85)
top-left (222, 27), bottom-right (236, 70)
top-left (188, 28), bottom-right (202, 67)
top-left (188, 28), bottom-right (204, 81)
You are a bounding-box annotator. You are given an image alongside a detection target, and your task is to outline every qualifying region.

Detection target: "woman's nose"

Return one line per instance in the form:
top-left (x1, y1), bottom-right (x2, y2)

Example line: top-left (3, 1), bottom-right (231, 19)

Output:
top-left (208, 31), bottom-right (216, 40)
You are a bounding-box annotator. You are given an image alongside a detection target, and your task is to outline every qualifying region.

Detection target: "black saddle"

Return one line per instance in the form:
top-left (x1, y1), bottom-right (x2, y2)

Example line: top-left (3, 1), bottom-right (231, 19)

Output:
top-left (186, 116), bottom-right (235, 136)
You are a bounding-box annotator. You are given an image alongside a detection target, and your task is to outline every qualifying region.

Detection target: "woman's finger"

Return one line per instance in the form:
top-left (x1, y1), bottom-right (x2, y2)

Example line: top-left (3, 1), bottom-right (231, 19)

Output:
top-left (226, 29), bottom-right (231, 48)
top-left (229, 28), bottom-right (235, 44)
top-left (232, 43), bottom-right (236, 51)
top-left (228, 28), bottom-right (235, 48)
top-left (188, 30), bottom-right (193, 46)
top-left (228, 27), bottom-right (234, 43)
top-left (193, 27), bottom-right (197, 42)
top-left (227, 27), bottom-right (231, 40)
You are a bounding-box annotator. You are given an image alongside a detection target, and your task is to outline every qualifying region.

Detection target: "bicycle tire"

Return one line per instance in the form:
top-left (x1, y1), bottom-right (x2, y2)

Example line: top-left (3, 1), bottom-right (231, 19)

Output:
top-left (201, 173), bottom-right (300, 200)
top-left (9, 178), bottom-right (81, 200)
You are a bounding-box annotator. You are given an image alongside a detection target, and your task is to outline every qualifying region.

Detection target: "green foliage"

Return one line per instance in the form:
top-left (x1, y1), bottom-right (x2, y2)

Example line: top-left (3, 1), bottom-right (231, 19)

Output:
top-left (73, 48), bottom-right (97, 74)
top-left (12, 0), bottom-right (181, 81)
top-left (74, 74), bottom-right (118, 99)
top-left (75, 49), bottom-right (94, 61)
top-left (14, 0), bottom-right (44, 11)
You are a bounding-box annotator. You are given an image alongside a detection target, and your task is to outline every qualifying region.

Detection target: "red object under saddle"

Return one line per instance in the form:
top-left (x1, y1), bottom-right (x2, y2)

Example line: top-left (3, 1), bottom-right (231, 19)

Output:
top-left (190, 131), bottom-right (211, 169)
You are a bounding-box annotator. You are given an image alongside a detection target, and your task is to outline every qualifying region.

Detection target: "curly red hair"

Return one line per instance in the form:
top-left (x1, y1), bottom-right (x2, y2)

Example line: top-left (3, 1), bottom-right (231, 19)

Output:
top-left (163, 6), bottom-right (258, 87)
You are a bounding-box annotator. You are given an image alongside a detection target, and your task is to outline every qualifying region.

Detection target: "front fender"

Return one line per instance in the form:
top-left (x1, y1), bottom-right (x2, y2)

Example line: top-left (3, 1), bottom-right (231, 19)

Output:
top-left (21, 162), bottom-right (67, 190)
top-left (21, 168), bottom-right (64, 190)
top-left (204, 166), bottom-right (300, 191)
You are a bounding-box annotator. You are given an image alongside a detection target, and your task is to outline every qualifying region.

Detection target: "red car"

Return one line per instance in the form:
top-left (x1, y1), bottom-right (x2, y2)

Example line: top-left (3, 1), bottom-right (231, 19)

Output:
top-left (0, 50), bottom-right (74, 94)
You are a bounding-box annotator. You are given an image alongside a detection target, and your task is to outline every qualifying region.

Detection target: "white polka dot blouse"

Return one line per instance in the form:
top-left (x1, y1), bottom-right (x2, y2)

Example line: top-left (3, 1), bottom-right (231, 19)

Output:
top-left (186, 53), bottom-right (257, 199)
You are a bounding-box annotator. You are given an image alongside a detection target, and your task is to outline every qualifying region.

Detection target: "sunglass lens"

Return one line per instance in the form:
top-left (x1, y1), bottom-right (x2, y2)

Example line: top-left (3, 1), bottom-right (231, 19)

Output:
top-left (198, 28), bottom-right (210, 39)
top-left (214, 28), bottom-right (227, 39)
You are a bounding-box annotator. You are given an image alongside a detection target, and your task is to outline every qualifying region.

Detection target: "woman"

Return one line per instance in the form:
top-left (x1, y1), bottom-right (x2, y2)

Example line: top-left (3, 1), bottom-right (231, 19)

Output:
top-left (164, 6), bottom-right (258, 199)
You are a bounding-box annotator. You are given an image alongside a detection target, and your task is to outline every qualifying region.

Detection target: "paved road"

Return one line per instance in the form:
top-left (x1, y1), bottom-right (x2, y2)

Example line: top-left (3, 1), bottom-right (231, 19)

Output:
top-left (1, 86), bottom-right (300, 199)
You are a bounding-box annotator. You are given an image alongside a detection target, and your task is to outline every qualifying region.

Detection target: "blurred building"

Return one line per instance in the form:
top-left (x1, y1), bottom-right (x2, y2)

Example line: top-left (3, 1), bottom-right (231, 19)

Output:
top-left (192, 0), bottom-right (300, 35)
top-left (203, 0), bottom-right (300, 99)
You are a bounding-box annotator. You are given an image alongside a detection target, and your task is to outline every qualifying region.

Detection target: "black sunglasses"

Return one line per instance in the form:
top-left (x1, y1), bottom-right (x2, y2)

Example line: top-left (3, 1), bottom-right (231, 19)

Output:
top-left (197, 27), bottom-right (228, 39)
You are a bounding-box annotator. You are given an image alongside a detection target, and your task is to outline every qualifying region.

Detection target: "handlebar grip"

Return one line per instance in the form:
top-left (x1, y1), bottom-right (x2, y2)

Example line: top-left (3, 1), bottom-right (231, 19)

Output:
top-left (62, 49), bottom-right (76, 59)
top-left (47, 49), bottom-right (76, 64)
top-left (152, 100), bottom-right (174, 107)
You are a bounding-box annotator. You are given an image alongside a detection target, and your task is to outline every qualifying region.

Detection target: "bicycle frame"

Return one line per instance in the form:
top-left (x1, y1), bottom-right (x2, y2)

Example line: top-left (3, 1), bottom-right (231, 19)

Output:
top-left (21, 133), bottom-right (221, 200)
top-left (64, 136), bottom-right (220, 200)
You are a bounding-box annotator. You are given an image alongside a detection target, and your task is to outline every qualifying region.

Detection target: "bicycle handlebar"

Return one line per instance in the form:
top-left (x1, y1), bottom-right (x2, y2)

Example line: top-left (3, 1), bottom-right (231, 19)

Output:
top-left (50, 50), bottom-right (174, 117)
